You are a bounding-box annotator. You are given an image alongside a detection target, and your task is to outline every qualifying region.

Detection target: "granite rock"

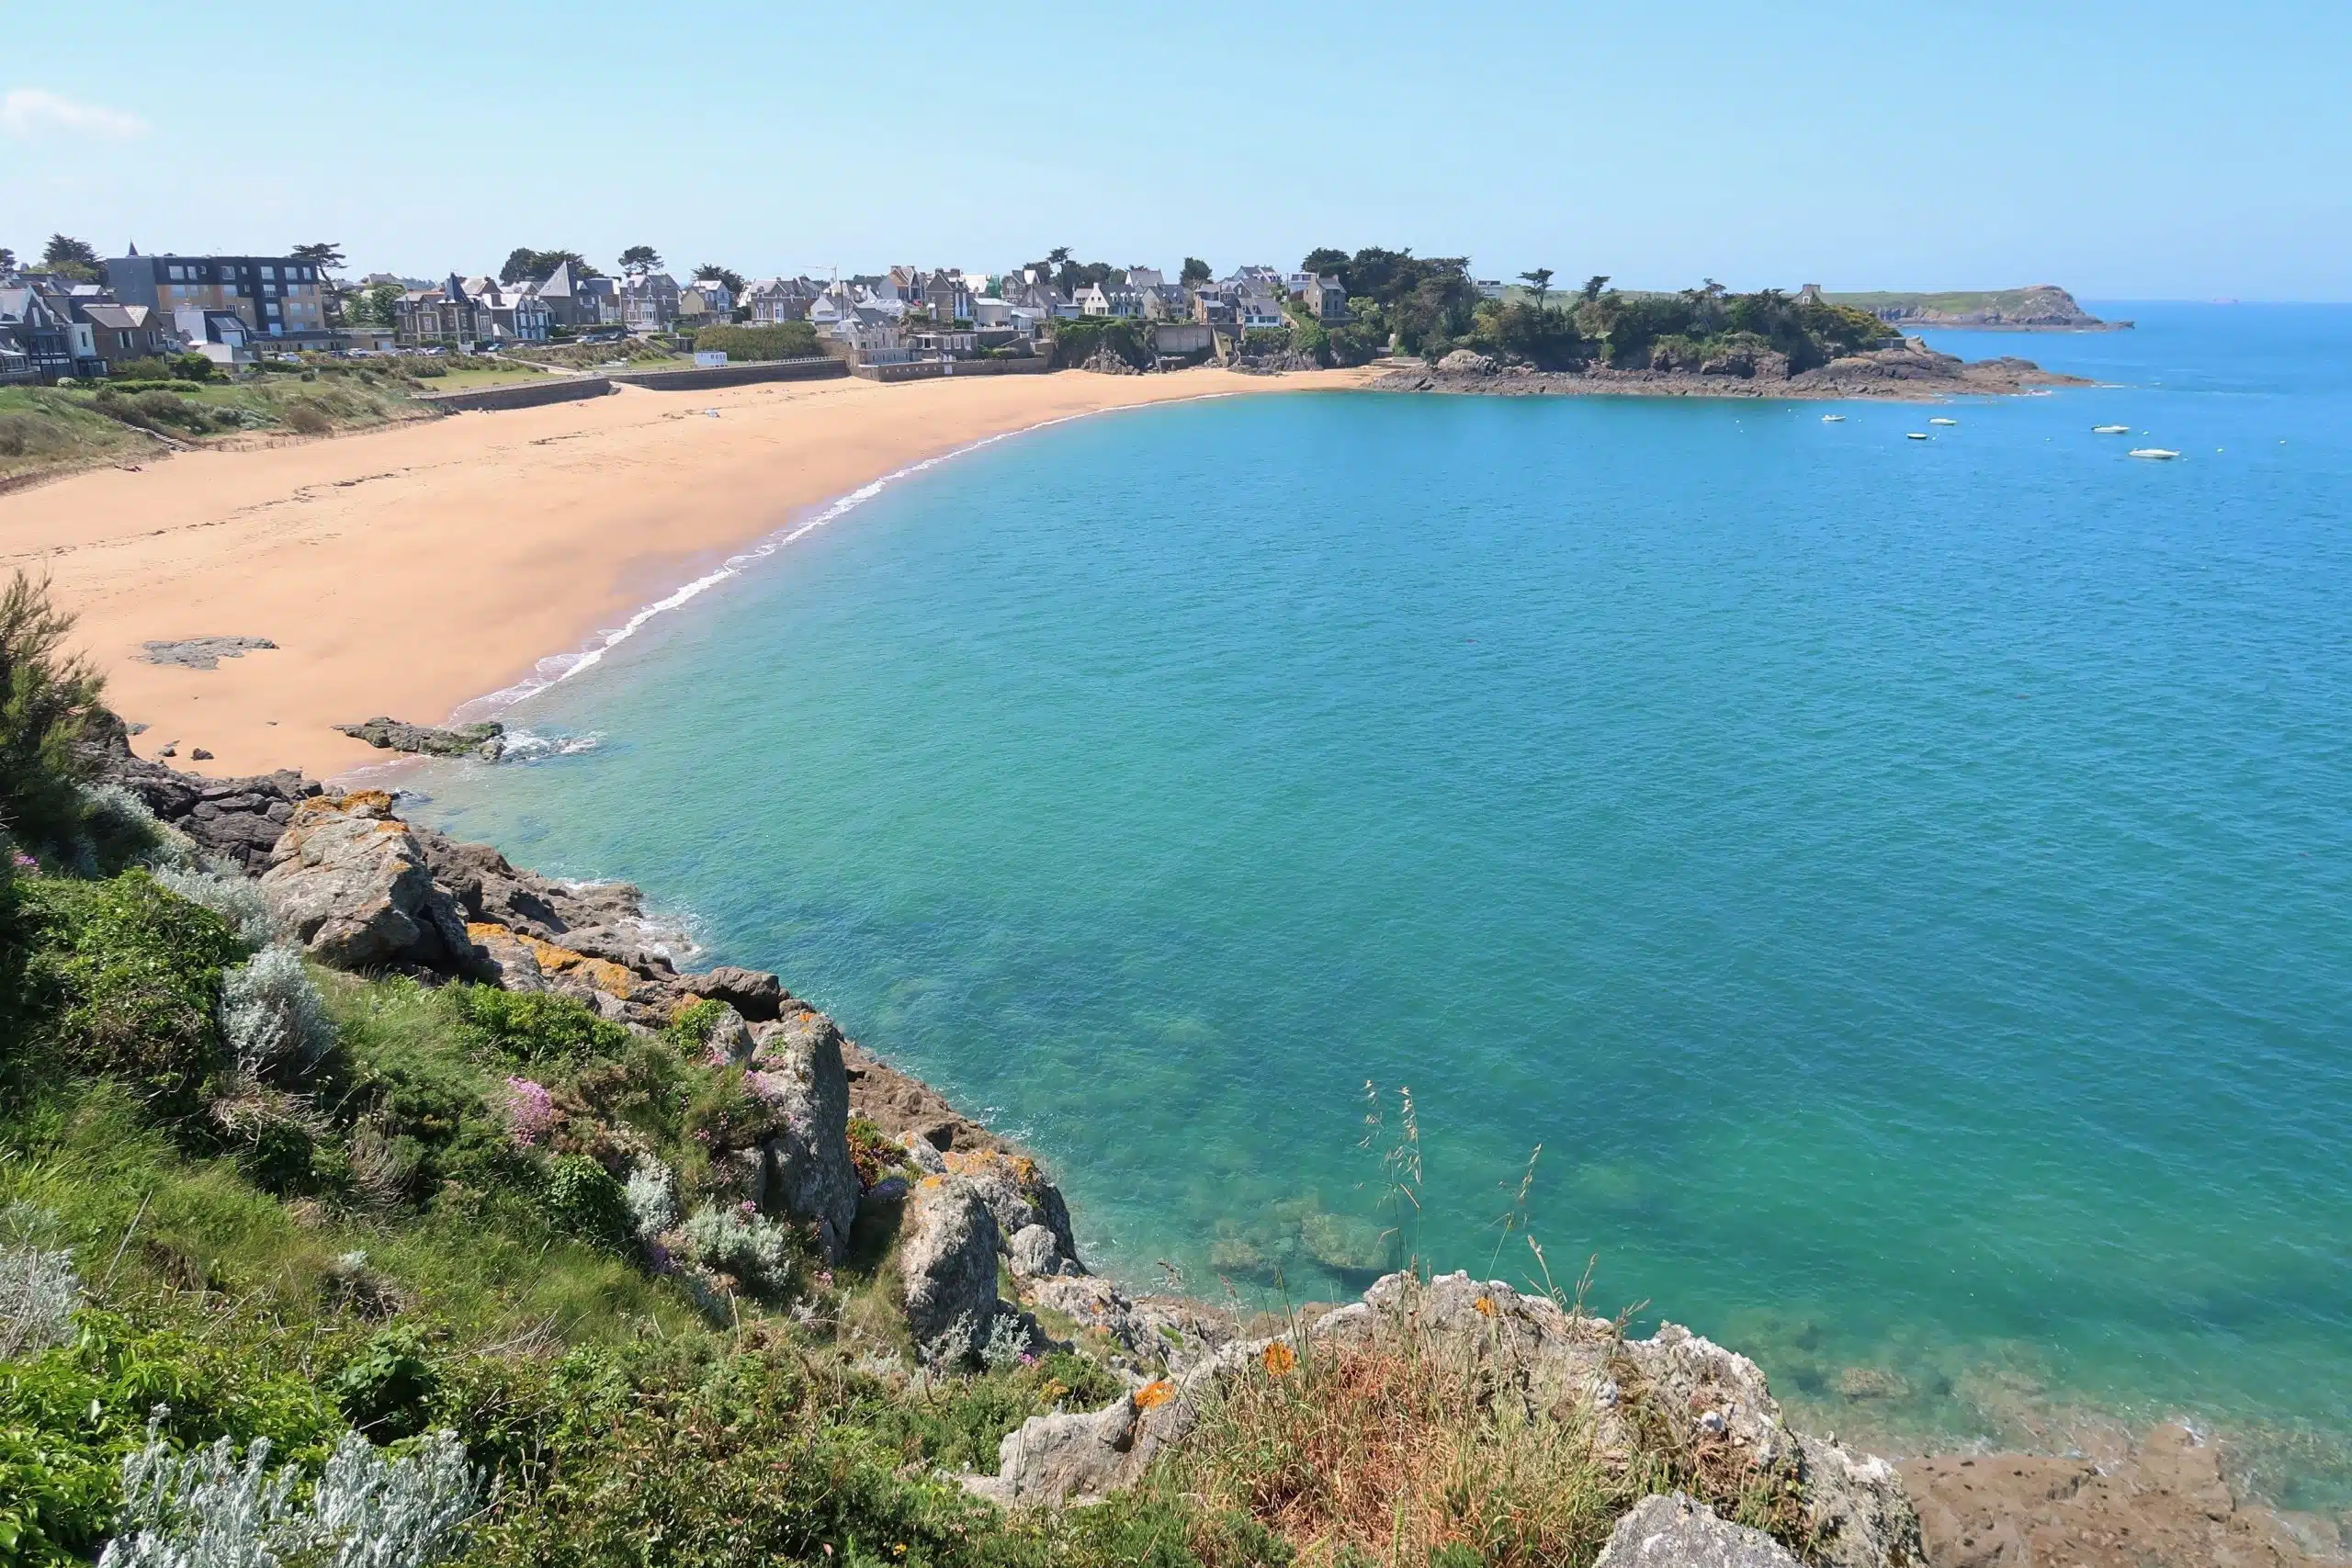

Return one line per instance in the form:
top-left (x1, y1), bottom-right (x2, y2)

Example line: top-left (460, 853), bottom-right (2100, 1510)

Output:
top-left (898, 1174), bottom-right (1002, 1360)
top-left (259, 792), bottom-right (490, 977)
top-left (751, 1006), bottom-right (859, 1259)
top-left (1592, 1494), bottom-right (1802, 1568)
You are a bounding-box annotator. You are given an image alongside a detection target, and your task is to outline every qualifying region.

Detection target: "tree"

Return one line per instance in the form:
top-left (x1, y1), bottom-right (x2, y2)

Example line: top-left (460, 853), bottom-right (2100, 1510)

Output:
top-left (40, 234), bottom-right (99, 281)
top-left (355, 281), bottom-right (404, 328)
top-left (501, 248), bottom-right (591, 286)
top-left (290, 242), bottom-right (345, 271)
top-left (691, 264), bottom-right (746, 298)
top-left (1180, 256), bottom-right (1211, 287)
top-left (1581, 275), bottom-right (1611, 302)
top-left (618, 244), bottom-right (662, 275)
top-left (1518, 268), bottom-right (1554, 307)
top-left (1045, 246), bottom-right (1072, 266)
top-left (1302, 247), bottom-right (1350, 276)
top-left (0, 248), bottom-right (16, 276)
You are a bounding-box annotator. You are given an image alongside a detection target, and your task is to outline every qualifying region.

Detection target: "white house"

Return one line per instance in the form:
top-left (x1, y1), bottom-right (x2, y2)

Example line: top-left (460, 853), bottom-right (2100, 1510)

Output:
top-left (1236, 293), bottom-right (1285, 331)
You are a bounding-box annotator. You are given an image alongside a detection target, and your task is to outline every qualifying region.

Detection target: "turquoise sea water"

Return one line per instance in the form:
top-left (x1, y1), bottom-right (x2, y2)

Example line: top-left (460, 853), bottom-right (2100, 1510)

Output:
top-left (410, 306), bottom-right (2352, 1499)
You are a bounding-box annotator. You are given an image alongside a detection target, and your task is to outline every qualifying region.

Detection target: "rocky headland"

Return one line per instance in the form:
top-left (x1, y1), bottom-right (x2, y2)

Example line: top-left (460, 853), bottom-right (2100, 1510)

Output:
top-left (1374, 339), bottom-right (2091, 401)
top-left (84, 716), bottom-right (2344, 1568)
top-left (1824, 287), bottom-right (2130, 332)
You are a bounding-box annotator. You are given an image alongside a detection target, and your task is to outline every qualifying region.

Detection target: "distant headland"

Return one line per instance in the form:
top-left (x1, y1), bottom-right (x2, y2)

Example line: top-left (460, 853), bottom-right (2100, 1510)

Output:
top-left (1821, 285), bottom-right (2130, 331)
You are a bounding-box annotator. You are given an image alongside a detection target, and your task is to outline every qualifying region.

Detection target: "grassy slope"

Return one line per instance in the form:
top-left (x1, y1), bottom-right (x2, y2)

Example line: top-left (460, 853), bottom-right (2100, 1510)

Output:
top-left (0, 363), bottom-right (440, 487)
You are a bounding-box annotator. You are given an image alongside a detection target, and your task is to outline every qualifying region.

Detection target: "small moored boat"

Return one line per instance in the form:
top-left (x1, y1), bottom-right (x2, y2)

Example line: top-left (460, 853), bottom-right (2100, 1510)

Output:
top-left (1905, 432), bottom-right (1928, 440)
top-left (2093, 424), bottom-right (2130, 434)
top-left (1929, 417), bottom-right (1958, 425)
top-left (1821, 414), bottom-right (1846, 423)
top-left (2128, 447), bottom-right (2180, 460)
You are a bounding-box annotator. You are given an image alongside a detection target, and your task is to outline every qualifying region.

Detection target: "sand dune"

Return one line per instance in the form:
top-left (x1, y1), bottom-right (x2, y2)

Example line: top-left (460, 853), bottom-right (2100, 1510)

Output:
top-left (2, 366), bottom-right (1372, 780)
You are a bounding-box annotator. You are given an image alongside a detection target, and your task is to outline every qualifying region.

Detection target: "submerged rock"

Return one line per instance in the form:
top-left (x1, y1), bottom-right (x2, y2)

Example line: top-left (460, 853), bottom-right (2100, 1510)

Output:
top-left (1593, 1494), bottom-right (1802, 1568)
top-left (334, 716), bottom-right (506, 761)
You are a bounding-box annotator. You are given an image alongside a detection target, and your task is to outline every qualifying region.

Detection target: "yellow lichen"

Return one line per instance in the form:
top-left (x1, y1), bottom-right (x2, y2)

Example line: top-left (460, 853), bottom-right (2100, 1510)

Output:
top-left (1473, 1295), bottom-right (1498, 1318)
top-left (1134, 1379), bottom-right (1174, 1410)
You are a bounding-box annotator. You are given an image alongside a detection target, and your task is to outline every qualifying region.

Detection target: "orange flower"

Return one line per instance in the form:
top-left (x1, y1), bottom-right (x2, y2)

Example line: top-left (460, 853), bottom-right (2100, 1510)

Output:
top-left (1134, 1378), bottom-right (1175, 1410)
top-left (1261, 1341), bottom-right (1297, 1376)
top-left (1473, 1295), bottom-right (1498, 1318)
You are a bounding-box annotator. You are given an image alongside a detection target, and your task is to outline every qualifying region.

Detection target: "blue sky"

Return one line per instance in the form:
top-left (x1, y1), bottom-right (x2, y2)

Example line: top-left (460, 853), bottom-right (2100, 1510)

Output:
top-left (6, 0), bottom-right (2346, 299)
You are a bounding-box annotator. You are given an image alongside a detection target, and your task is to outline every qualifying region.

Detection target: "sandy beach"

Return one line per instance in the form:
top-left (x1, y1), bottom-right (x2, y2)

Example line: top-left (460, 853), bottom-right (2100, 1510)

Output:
top-left (1, 365), bottom-right (1373, 780)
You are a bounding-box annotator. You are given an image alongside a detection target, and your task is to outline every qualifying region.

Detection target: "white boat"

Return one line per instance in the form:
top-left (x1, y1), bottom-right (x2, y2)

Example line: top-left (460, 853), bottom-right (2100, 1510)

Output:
top-left (1928, 417), bottom-right (1958, 425)
top-left (2128, 447), bottom-right (2180, 460)
top-left (2093, 424), bottom-right (2130, 434)
top-left (1905, 432), bottom-right (1928, 440)
top-left (1821, 414), bottom-right (1846, 423)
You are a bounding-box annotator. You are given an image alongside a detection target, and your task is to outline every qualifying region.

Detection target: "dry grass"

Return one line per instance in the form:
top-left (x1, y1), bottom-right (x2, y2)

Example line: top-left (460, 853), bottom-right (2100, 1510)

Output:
top-left (1173, 1292), bottom-right (1813, 1568)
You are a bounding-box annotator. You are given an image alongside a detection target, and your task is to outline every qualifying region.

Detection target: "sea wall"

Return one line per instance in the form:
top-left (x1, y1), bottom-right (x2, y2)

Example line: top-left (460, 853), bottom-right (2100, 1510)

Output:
top-left (413, 376), bottom-right (615, 413)
top-left (852, 357), bottom-right (1054, 384)
top-left (606, 357), bottom-right (846, 391)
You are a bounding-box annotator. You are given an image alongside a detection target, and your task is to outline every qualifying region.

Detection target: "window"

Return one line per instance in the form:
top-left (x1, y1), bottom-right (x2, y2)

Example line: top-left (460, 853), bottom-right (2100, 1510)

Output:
top-left (262, 265), bottom-right (277, 279)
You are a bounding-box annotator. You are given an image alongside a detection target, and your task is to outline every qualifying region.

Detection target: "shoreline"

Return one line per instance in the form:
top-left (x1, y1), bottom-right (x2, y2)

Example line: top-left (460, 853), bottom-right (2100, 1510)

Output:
top-left (2, 364), bottom-right (1374, 782)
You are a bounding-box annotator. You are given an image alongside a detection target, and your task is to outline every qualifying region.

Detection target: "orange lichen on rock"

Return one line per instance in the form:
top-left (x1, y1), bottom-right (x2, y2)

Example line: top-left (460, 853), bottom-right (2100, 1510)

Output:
top-left (1261, 1341), bottom-right (1297, 1376)
top-left (465, 922), bottom-right (634, 997)
top-left (1134, 1379), bottom-right (1175, 1410)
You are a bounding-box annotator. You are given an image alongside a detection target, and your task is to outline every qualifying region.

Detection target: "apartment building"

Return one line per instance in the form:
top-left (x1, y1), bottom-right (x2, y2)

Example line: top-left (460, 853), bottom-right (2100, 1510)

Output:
top-left (104, 249), bottom-right (334, 345)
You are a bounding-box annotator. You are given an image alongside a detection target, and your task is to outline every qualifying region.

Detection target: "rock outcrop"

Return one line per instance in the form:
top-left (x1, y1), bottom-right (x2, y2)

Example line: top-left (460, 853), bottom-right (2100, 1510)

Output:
top-left (334, 716), bottom-right (507, 761)
top-left (1593, 1494), bottom-right (1802, 1568)
top-left (898, 1175), bottom-right (1004, 1361)
top-left (944, 1148), bottom-right (1081, 1274)
top-left (1372, 340), bottom-right (2087, 401)
top-left (978, 1269), bottom-right (1924, 1568)
top-left (92, 714), bottom-right (322, 874)
top-left (259, 792), bottom-right (491, 977)
top-left (751, 1005), bottom-right (860, 1260)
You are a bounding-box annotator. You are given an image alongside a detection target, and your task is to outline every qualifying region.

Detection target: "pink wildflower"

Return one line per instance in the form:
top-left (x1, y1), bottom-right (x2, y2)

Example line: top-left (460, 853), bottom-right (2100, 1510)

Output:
top-left (738, 1200), bottom-right (756, 1216)
top-left (503, 1076), bottom-right (557, 1146)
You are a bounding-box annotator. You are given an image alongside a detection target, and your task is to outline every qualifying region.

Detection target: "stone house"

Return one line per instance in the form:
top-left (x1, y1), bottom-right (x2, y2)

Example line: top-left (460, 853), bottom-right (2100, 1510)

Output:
top-left (619, 270), bottom-right (681, 332)
top-left (1236, 293), bottom-right (1285, 332)
top-left (922, 268), bottom-right (971, 323)
top-left (679, 277), bottom-right (736, 326)
top-left (76, 301), bottom-right (176, 366)
top-left (743, 276), bottom-right (819, 322)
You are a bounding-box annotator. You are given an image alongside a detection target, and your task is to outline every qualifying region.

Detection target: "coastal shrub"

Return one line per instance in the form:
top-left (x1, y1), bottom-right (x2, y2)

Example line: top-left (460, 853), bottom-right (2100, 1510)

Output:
top-left (96, 1422), bottom-right (479, 1568)
top-left (152, 865), bottom-right (273, 947)
top-left (846, 1115), bottom-right (914, 1191)
top-left (0, 1203), bottom-right (81, 1356)
top-left (1046, 316), bottom-right (1149, 369)
top-left (677, 1201), bottom-right (791, 1294)
top-left (332, 1326), bottom-right (443, 1439)
top-left (543, 1155), bottom-right (632, 1252)
top-left (281, 404), bottom-right (333, 436)
top-left (0, 573), bottom-right (107, 856)
top-left (443, 983), bottom-right (629, 1066)
top-left (0, 1301), bottom-right (345, 1565)
top-left (331, 981), bottom-right (528, 1202)
top-left (219, 946), bottom-right (337, 1079)
top-left (18, 871), bottom-right (243, 1115)
top-left (623, 1157), bottom-right (677, 1240)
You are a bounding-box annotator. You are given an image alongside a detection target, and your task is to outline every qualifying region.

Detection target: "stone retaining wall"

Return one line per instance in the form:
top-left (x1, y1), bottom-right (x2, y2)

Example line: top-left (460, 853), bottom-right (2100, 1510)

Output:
top-left (605, 357), bottom-right (846, 391)
top-left (851, 357), bottom-right (1054, 384)
top-left (413, 376), bottom-right (614, 412)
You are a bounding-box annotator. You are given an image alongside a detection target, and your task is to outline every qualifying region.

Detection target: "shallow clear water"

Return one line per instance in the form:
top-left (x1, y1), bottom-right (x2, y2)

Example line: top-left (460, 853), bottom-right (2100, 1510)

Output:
top-left (410, 305), bottom-right (2352, 1498)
